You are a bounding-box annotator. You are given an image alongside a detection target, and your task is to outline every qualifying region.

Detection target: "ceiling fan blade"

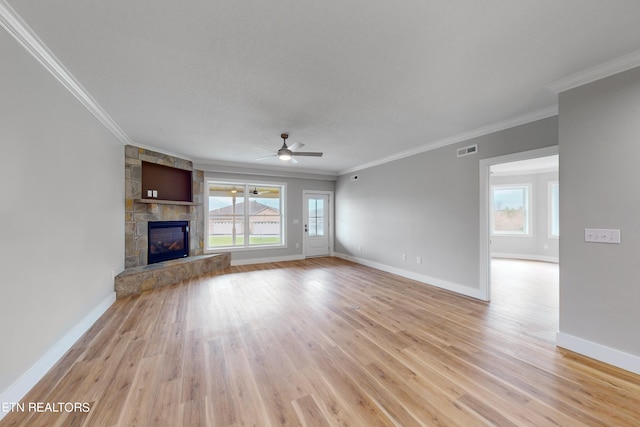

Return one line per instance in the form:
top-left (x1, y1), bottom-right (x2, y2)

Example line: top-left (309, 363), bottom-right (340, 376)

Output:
top-left (254, 155), bottom-right (276, 161)
top-left (288, 142), bottom-right (305, 151)
top-left (289, 157), bottom-right (298, 164)
top-left (291, 152), bottom-right (323, 157)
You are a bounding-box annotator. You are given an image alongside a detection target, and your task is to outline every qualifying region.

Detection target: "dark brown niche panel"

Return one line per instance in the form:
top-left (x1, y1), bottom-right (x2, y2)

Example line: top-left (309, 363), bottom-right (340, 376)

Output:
top-left (141, 161), bottom-right (192, 202)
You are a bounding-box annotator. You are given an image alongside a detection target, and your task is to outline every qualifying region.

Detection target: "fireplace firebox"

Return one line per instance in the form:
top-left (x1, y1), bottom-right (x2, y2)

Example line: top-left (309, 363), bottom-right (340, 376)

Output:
top-left (148, 221), bottom-right (189, 264)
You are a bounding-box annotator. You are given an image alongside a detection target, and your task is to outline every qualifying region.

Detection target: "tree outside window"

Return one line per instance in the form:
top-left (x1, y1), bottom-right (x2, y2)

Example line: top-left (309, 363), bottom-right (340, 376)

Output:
top-left (492, 185), bottom-right (530, 235)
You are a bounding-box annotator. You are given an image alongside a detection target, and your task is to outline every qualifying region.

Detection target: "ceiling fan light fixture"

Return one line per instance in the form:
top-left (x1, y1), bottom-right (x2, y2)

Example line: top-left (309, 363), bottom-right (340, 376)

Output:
top-left (253, 132), bottom-right (321, 163)
top-left (278, 134), bottom-right (292, 160)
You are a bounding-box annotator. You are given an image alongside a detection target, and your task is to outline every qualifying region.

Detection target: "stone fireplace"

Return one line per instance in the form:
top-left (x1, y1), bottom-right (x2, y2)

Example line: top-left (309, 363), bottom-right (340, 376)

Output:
top-left (116, 145), bottom-right (230, 299)
top-left (124, 145), bottom-right (204, 268)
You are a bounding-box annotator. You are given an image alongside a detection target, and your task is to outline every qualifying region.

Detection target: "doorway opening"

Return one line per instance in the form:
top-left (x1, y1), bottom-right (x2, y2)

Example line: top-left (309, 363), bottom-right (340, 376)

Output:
top-left (479, 146), bottom-right (558, 300)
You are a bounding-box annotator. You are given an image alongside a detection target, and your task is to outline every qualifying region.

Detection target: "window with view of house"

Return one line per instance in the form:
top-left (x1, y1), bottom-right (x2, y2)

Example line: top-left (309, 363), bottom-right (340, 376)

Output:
top-left (206, 181), bottom-right (285, 250)
top-left (491, 184), bottom-right (531, 235)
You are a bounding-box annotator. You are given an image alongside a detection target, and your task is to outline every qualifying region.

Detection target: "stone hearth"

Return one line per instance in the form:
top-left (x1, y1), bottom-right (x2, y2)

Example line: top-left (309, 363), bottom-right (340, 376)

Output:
top-left (115, 253), bottom-right (231, 299)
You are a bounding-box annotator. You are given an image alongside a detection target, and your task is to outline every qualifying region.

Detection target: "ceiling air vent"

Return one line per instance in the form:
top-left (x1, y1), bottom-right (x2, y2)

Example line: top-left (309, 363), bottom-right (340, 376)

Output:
top-left (457, 144), bottom-right (478, 157)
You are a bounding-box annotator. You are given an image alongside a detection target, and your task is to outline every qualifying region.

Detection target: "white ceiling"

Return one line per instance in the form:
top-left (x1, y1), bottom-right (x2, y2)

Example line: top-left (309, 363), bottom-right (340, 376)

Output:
top-left (4, 1), bottom-right (640, 175)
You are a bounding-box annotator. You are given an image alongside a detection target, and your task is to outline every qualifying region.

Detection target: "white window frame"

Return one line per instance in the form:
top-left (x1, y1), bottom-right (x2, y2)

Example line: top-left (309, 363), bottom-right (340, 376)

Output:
top-left (205, 179), bottom-right (286, 252)
top-left (490, 183), bottom-right (532, 236)
top-left (548, 181), bottom-right (559, 238)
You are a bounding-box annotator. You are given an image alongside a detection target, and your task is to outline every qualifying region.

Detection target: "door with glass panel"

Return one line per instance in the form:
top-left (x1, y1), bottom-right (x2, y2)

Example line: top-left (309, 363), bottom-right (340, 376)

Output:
top-left (304, 193), bottom-right (330, 257)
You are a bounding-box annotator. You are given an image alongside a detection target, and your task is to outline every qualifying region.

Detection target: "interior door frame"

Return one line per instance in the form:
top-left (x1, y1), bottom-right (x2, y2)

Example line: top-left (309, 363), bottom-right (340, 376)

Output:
top-left (479, 145), bottom-right (558, 301)
top-left (302, 190), bottom-right (334, 258)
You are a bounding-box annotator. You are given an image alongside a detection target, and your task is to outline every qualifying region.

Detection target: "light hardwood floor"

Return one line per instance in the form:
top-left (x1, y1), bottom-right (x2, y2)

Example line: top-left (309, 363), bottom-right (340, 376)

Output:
top-left (2, 257), bottom-right (639, 426)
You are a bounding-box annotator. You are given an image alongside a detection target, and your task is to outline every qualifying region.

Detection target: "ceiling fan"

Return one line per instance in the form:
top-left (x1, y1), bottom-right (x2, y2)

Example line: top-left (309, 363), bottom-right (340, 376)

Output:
top-left (250, 187), bottom-right (270, 195)
top-left (255, 133), bottom-right (323, 164)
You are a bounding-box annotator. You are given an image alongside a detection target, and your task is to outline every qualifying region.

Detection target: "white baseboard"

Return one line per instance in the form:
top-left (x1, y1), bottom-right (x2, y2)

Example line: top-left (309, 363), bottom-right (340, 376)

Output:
top-left (0, 292), bottom-right (116, 420)
top-left (556, 332), bottom-right (640, 375)
top-left (491, 252), bottom-right (559, 263)
top-left (334, 252), bottom-right (485, 300)
top-left (230, 254), bottom-right (305, 266)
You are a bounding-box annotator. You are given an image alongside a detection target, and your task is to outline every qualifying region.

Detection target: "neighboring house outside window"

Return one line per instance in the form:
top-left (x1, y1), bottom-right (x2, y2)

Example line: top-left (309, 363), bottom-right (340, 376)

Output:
top-left (206, 181), bottom-right (285, 250)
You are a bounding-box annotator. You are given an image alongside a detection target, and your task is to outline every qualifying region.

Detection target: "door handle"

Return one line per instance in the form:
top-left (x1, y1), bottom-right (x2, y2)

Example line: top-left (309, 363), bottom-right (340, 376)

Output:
top-left (304, 224), bottom-right (308, 233)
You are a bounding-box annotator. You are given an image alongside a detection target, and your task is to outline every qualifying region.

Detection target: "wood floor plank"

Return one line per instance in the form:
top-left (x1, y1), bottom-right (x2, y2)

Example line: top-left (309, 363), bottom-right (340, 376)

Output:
top-left (205, 338), bottom-right (236, 426)
top-left (112, 354), bottom-right (161, 427)
top-left (224, 347), bottom-right (273, 427)
top-left (146, 379), bottom-right (182, 427)
top-left (3, 257), bottom-right (640, 426)
top-left (291, 394), bottom-right (331, 427)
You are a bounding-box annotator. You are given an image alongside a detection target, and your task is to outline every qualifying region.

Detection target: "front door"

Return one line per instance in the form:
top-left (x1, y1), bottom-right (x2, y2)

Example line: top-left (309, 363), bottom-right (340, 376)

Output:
top-left (304, 193), bottom-right (330, 257)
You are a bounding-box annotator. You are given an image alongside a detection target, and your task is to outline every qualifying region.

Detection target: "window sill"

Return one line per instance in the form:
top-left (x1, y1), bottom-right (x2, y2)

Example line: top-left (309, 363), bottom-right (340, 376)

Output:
top-left (205, 244), bottom-right (287, 253)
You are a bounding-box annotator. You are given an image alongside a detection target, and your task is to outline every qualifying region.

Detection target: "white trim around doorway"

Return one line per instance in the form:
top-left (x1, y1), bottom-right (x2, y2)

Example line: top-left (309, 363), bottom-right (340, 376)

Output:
top-left (302, 190), bottom-right (335, 258)
top-left (478, 145), bottom-right (559, 301)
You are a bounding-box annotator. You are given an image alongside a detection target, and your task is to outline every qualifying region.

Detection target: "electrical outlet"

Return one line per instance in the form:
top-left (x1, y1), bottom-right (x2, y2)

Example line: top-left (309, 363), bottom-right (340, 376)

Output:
top-left (585, 228), bottom-right (621, 244)
top-left (358, 245), bottom-right (363, 252)
top-left (416, 256), bottom-right (422, 264)
top-left (402, 254), bottom-right (406, 261)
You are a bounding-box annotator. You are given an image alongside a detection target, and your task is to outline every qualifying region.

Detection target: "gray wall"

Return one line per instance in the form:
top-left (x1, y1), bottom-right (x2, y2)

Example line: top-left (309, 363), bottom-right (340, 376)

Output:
top-left (201, 170), bottom-right (335, 262)
top-left (559, 66), bottom-right (640, 355)
top-left (0, 30), bottom-right (124, 396)
top-left (336, 117), bottom-right (558, 293)
top-left (491, 171), bottom-right (559, 261)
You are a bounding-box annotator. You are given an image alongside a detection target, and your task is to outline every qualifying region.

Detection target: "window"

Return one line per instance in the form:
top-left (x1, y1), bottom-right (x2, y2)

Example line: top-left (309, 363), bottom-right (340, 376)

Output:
top-left (549, 181), bottom-right (559, 237)
top-left (207, 181), bottom-right (285, 250)
top-left (307, 197), bottom-right (325, 237)
top-left (491, 184), bottom-right (531, 235)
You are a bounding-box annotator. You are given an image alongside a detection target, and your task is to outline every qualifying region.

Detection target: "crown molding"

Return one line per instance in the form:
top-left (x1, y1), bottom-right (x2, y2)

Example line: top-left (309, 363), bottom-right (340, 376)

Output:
top-left (0, 1), bottom-right (131, 145)
top-left (339, 105), bottom-right (558, 175)
top-left (195, 158), bottom-right (338, 181)
top-left (132, 144), bottom-right (338, 181)
top-left (546, 49), bottom-right (640, 93)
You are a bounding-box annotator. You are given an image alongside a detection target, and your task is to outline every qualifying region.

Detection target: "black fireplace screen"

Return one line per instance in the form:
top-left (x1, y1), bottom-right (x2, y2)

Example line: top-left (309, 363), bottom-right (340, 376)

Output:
top-left (148, 221), bottom-right (189, 264)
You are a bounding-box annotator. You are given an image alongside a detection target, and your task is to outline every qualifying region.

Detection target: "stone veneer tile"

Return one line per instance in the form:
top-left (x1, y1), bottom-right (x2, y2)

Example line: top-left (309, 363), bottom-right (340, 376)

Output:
top-left (130, 164), bottom-right (141, 180)
top-left (115, 253), bottom-right (231, 298)
top-left (125, 256), bottom-right (138, 269)
top-left (125, 145), bottom-right (139, 159)
top-left (174, 158), bottom-right (193, 170)
top-left (125, 179), bottom-right (141, 200)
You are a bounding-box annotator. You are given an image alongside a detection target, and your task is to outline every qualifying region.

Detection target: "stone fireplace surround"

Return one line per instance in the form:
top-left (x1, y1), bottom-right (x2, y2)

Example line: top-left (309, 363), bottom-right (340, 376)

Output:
top-left (116, 145), bottom-right (230, 298)
top-left (124, 145), bottom-right (204, 268)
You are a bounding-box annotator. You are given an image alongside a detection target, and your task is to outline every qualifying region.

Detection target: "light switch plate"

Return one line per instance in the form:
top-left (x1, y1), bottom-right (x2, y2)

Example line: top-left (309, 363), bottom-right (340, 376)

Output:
top-left (585, 228), bottom-right (621, 244)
